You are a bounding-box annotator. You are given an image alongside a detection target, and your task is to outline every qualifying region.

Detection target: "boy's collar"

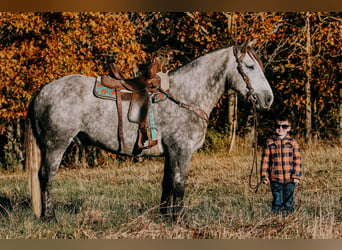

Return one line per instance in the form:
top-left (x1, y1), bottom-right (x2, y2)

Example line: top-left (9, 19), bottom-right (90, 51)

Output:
top-left (273, 134), bottom-right (290, 140)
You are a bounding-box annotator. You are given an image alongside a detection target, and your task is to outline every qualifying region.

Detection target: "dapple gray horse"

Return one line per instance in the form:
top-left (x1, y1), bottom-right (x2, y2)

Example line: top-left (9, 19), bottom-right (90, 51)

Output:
top-left (25, 41), bottom-right (273, 220)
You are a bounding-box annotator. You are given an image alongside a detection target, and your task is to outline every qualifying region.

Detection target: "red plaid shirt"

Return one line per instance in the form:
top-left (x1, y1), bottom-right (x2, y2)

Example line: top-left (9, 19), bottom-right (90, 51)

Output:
top-left (261, 135), bottom-right (302, 183)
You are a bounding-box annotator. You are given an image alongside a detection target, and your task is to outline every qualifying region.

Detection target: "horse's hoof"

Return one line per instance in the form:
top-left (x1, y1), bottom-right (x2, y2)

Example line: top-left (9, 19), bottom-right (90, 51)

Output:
top-left (41, 214), bottom-right (57, 223)
top-left (160, 207), bottom-right (168, 215)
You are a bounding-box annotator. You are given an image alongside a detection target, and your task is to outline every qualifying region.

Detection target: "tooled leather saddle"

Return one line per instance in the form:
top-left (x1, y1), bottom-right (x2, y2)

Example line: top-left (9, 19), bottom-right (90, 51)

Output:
top-left (100, 60), bottom-right (162, 151)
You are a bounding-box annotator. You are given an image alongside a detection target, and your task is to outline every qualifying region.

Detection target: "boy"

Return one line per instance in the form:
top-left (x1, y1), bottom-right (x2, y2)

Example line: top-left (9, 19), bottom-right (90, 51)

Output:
top-left (261, 114), bottom-right (302, 215)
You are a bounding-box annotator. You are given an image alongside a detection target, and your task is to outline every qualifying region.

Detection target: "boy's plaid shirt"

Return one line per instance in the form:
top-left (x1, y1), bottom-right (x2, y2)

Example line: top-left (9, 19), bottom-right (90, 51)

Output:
top-left (261, 135), bottom-right (302, 183)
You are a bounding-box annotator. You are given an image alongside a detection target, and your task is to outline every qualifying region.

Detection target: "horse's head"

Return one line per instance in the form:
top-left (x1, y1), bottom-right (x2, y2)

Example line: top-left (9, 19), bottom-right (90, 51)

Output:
top-left (228, 40), bottom-right (273, 110)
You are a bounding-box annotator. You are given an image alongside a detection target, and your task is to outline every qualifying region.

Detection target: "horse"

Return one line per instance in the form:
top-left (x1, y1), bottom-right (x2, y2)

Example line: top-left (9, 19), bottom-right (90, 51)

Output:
top-left (25, 41), bottom-right (273, 220)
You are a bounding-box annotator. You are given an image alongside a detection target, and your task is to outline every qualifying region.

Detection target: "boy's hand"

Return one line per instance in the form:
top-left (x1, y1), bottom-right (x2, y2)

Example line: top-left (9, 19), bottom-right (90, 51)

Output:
top-left (262, 177), bottom-right (270, 185)
top-left (293, 179), bottom-right (300, 184)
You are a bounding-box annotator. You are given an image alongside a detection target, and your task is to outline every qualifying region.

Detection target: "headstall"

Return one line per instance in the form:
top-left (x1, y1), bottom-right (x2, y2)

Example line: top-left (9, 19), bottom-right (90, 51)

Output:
top-left (232, 46), bottom-right (258, 104)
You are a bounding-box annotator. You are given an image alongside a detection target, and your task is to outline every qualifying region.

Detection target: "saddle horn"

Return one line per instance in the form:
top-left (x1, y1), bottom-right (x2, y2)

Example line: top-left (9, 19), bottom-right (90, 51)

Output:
top-left (146, 57), bottom-right (161, 79)
top-left (110, 63), bottom-right (125, 80)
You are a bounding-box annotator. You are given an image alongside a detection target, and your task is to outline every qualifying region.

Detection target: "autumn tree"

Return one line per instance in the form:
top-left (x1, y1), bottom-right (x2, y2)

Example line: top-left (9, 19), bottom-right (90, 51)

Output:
top-left (305, 12), bottom-right (313, 142)
top-left (0, 12), bottom-right (147, 169)
top-left (1, 12), bottom-right (341, 169)
top-left (263, 12), bottom-right (341, 140)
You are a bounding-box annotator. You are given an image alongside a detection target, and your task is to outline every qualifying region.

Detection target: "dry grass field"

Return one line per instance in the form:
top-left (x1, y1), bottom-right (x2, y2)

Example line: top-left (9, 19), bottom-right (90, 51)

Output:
top-left (0, 137), bottom-right (341, 239)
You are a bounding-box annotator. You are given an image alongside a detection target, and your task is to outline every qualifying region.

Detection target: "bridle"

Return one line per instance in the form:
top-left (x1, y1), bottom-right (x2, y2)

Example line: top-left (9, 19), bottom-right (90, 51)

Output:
top-left (232, 45), bottom-right (261, 193)
top-left (232, 46), bottom-right (258, 104)
top-left (158, 46), bottom-right (262, 125)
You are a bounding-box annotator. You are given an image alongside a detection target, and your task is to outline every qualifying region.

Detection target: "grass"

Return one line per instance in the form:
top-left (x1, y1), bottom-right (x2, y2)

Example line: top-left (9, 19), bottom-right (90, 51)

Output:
top-left (0, 138), bottom-right (341, 239)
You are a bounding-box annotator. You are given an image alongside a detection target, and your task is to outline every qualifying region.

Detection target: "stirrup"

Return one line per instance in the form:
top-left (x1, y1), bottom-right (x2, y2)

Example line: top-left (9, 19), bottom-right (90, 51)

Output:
top-left (138, 128), bottom-right (157, 149)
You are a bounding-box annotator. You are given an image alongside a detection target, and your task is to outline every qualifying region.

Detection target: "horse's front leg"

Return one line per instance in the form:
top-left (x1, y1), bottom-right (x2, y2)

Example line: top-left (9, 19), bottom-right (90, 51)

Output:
top-left (160, 155), bottom-right (172, 215)
top-left (160, 150), bottom-right (192, 219)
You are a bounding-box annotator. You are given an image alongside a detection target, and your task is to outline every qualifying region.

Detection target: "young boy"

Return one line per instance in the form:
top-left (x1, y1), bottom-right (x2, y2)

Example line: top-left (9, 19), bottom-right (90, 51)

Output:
top-left (261, 114), bottom-right (302, 215)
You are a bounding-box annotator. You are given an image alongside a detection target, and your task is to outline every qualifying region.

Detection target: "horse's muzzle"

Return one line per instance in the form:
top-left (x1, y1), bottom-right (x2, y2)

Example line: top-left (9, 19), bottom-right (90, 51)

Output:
top-left (253, 92), bottom-right (273, 110)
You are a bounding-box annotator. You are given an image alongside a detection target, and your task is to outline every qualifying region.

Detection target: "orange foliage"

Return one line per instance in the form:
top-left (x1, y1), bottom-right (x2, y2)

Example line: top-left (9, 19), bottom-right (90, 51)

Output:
top-left (0, 12), bottom-right (146, 134)
top-left (0, 12), bottom-right (341, 138)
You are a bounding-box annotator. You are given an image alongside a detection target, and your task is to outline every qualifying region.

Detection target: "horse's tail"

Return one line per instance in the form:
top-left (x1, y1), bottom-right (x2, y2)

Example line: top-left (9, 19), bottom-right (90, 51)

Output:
top-left (25, 93), bottom-right (42, 217)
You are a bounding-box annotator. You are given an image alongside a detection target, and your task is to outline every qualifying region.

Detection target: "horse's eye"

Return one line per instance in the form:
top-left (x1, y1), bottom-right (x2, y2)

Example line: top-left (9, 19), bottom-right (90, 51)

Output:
top-left (246, 65), bottom-right (255, 70)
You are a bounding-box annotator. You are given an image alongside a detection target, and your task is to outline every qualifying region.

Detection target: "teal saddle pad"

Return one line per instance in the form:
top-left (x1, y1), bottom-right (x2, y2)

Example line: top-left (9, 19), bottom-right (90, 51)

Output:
top-left (94, 80), bottom-right (167, 103)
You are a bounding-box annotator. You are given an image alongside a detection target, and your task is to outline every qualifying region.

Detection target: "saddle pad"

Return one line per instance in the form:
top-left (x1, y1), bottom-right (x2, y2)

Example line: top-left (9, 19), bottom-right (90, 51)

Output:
top-left (151, 92), bottom-right (167, 103)
top-left (93, 77), bottom-right (167, 103)
top-left (93, 78), bottom-right (118, 101)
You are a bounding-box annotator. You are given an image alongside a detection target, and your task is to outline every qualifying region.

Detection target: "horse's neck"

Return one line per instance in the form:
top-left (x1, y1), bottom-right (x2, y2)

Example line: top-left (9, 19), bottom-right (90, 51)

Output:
top-left (169, 48), bottom-right (229, 115)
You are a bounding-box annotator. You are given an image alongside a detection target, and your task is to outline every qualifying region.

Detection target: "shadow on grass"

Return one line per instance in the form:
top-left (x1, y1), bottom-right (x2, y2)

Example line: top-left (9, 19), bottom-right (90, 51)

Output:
top-left (0, 192), bottom-right (85, 220)
top-left (55, 198), bottom-right (84, 215)
top-left (0, 194), bottom-right (31, 218)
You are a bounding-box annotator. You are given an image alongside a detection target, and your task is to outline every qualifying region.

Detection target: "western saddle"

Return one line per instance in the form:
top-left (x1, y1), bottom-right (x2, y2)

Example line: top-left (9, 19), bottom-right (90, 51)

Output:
top-left (101, 60), bottom-right (162, 151)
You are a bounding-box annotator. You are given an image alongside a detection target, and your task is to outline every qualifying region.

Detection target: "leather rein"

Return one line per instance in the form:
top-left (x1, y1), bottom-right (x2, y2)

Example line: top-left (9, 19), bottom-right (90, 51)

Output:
top-left (156, 87), bottom-right (209, 123)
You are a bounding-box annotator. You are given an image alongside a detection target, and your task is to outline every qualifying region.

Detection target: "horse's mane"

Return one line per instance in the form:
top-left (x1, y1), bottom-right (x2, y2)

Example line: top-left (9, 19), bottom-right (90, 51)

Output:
top-left (170, 45), bottom-right (264, 74)
top-left (169, 46), bottom-right (230, 74)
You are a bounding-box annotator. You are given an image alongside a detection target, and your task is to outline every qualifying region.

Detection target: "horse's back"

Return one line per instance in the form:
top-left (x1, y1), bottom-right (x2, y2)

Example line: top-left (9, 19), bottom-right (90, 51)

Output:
top-left (39, 74), bottom-right (94, 98)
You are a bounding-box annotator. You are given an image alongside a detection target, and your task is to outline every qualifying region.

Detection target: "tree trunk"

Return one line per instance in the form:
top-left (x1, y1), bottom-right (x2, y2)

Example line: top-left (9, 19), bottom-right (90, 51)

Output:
top-left (225, 12), bottom-right (237, 44)
top-left (227, 89), bottom-right (238, 153)
top-left (305, 13), bottom-right (312, 143)
top-left (4, 120), bottom-right (24, 170)
top-left (16, 118), bottom-right (24, 169)
top-left (226, 13), bottom-right (238, 153)
top-left (339, 84), bottom-right (342, 142)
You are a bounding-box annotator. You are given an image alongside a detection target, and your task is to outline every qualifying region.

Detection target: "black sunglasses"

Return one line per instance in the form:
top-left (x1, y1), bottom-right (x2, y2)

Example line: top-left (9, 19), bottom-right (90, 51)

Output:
top-left (276, 124), bottom-right (290, 129)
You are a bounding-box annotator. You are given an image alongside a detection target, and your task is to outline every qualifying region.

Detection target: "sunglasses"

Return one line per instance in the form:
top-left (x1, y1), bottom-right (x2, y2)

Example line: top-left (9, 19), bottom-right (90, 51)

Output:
top-left (276, 124), bottom-right (290, 129)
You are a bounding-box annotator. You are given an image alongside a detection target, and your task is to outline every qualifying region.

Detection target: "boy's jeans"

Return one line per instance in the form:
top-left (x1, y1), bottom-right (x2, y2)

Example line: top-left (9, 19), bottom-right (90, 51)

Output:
top-left (270, 182), bottom-right (296, 214)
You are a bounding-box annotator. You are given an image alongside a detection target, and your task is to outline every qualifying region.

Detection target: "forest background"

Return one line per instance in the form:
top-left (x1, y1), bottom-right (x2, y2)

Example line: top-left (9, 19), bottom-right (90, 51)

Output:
top-left (0, 12), bottom-right (341, 170)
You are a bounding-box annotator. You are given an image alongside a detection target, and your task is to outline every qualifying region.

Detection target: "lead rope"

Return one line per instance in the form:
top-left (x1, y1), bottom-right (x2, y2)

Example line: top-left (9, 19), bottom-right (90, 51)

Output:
top-left (248, 99), bottom-right (262, 193)
top-left (233, 46), bottom-right (262, 193)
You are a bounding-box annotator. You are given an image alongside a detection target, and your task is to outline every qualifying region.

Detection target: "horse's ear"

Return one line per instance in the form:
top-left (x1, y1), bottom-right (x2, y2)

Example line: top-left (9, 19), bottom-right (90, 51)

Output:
top-left (241, 39), bottom-right (257, 54)
top-left (247, 39), bottom-right (257, 48)
top-left (241, 40), bottom-right (249, 54)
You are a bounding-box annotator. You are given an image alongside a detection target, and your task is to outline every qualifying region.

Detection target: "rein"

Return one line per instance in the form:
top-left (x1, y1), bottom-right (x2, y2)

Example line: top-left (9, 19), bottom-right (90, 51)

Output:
top-left (232, 46), bottom-right (261, 193)
top-left (157, 87), bottom-right (209, 123)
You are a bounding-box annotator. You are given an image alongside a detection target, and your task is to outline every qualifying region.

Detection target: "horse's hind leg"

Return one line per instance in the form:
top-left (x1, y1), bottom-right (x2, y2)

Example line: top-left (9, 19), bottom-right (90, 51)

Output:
top-left (39, 143), bottom-right (69, 220)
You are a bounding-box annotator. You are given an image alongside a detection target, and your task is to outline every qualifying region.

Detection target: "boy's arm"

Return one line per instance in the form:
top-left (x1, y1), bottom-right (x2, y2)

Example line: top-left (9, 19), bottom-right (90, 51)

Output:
top-left (261, 141), bottom-right (270, 183)
top-left (292, 140), bottom-right (302, 182)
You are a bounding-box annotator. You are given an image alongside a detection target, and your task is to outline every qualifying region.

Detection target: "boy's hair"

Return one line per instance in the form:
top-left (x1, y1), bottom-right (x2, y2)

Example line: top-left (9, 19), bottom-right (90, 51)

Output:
top-left (274, 114), bottom-right (291, 125)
